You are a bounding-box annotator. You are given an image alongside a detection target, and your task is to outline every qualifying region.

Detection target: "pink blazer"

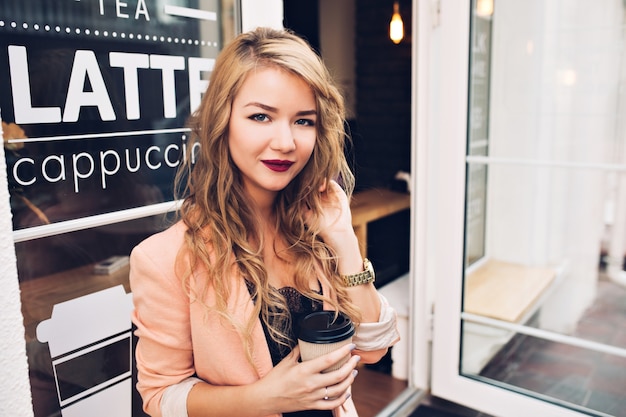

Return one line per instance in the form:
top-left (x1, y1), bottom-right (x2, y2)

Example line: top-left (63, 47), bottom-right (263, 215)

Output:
top-left (130, 221), bottom-right (388, 417)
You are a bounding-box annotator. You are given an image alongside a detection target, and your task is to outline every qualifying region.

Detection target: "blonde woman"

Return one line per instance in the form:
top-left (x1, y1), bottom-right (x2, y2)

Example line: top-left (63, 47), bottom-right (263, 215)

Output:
top-left (130, 27), bottom-right (399, 417)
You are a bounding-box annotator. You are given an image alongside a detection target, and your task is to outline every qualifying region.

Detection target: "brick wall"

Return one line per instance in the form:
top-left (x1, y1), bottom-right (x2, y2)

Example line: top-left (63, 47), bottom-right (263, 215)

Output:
top-left (353, 0), bottom-right (412, 190)
top-left (285, 0), bottom-right (412, 191)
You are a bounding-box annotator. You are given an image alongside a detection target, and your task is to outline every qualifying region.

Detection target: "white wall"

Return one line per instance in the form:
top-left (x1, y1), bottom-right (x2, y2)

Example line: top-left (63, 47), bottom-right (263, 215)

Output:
top-left (240, 0), bottom-right (284, 31)
top-left (0, 119), bottom-right (33, 417)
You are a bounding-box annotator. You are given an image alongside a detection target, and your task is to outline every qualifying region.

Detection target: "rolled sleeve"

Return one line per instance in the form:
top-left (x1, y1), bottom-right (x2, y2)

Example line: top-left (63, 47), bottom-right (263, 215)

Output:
top-left (160, 377), bottom-right (203, 417)
top-left (352, 292), bottom-right (400, 362)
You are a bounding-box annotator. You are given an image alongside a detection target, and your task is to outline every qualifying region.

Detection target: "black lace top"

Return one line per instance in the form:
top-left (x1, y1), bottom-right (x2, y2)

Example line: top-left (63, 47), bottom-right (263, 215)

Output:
top-left (245, 281), bottom-right (333, 417)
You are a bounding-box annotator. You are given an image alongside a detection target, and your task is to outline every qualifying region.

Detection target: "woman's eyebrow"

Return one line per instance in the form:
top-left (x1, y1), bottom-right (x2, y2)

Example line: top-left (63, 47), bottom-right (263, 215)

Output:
top-left (244, 102), bottom-right (277, 112)
top-left (244, 102), bottom-right (316, 116)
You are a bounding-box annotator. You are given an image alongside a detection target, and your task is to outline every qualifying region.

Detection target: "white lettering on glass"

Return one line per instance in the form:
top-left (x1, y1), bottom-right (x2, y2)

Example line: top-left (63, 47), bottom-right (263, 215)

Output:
top-left (13, 158), bottom-right (36, 186)
top-left (149, 55), bottom-right (186, 118)
top-left (100, 150), bottom-right (121, 189)
top-left (125, 148), bottom-right (141, 173)
top-left (135, 0), bottom-right (150, 20)
top-left (98, 0), bottom-right (150, 20)
top-left (109, 52), bottom-right (150, 120)
top-left (116, 0), bottom-right (129, 18)
top-left (145, 146), bottom-right (161, 170)
top-left (164, 144), bottom-right (180, 167)
top-left (188, 57), bottom-right (214, 113)
top-left (42, 155), bottom-right (66, 183)
top-left (10, 139), bottom-right (193, 193)
top-left (63, 50), bottom-right (116, 122)
top-left (72, 152), bottom-right (95, 193)
top-left (8, 46), bottom-right (62, 125)
top-left (8, 46), bottom-right (212, 124)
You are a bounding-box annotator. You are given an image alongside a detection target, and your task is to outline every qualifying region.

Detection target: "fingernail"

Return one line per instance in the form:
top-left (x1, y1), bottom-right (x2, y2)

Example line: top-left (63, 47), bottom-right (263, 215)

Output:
top-left (354, 355), bottom-right (361, 363)
top-left (352, 369), bottom-right (359, 378)
top-left (349, 343), bottom-right (356, 351)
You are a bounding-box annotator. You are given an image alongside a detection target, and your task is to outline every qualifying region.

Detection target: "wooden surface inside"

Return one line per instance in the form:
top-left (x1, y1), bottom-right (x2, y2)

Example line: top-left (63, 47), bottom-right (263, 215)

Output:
top-left (350, 188), bottom-right (411, 258)
top-left (464, 259), bottom-right (557, 323)
top-left (351, 188), bottom-right (411, 226)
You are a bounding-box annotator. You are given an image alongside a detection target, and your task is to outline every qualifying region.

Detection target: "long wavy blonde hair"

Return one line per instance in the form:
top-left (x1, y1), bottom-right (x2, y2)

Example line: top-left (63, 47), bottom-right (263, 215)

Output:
top-left (175, 27), bottom-right (360, 362)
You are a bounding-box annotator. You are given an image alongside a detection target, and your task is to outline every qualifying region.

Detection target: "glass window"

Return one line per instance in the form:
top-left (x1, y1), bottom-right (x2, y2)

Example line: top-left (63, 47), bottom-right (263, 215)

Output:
top-left (1, 2), bottom-right (239, 416)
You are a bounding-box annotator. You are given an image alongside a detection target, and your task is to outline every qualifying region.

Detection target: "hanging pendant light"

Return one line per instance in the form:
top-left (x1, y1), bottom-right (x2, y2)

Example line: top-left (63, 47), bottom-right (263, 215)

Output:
top-left (389, 1), bottom-right (404, 44)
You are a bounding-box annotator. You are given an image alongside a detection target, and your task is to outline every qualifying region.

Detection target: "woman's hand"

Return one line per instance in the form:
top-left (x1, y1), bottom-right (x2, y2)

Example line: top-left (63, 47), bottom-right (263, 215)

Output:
top-left (253, 344), bottom-right (360, 415)
top-left (187, 344), bottom-right (359, 417)
top-left (305, 180), bottom-right (362, 264)
top-left (313, 179), bottom-right (353, 240)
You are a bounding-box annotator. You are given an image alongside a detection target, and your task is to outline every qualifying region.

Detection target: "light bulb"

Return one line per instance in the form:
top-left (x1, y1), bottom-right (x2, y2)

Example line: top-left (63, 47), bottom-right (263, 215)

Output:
top-left (389, 2), bottom-right (404, 44)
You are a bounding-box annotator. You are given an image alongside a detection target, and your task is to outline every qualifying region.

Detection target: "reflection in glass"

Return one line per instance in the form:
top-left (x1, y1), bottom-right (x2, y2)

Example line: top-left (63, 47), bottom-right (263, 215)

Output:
top-left (462, 0), bottom-right (626, 415)
top-left (20, 214), bottom-right (172, 417)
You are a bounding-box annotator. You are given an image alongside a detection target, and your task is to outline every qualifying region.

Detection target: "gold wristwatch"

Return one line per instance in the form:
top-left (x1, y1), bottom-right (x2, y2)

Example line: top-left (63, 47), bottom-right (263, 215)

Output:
top-left (342, 258), bottom-right (375, 287)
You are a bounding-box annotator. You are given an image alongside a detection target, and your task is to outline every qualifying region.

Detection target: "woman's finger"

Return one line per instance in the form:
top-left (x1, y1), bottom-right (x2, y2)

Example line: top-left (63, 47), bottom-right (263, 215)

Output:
top-left (299, 342), bottom-right (357, 374)
top-left (314, 386), bottom-right (353, 409)
top-left (321, 366), bottom-right (358, 401)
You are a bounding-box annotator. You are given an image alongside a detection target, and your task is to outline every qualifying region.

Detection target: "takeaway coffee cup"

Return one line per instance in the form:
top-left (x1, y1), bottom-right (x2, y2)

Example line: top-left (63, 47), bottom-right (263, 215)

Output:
top-left (298, 311), bottom-right (355, 373)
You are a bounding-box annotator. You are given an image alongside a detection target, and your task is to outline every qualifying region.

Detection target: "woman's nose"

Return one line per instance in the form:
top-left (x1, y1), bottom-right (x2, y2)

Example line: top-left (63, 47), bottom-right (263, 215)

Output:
top-left (270, 122), bottom-right (296, 152)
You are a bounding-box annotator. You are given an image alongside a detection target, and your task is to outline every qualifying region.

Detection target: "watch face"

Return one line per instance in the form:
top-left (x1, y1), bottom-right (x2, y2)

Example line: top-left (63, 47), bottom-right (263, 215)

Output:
top-left (365, 259), bottom-right (375, 279)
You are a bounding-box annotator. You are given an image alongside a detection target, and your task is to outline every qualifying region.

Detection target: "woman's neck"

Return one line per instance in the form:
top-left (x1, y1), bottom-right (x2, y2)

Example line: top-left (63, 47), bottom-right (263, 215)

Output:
top-left (244, 184), bottom-right (278, 217)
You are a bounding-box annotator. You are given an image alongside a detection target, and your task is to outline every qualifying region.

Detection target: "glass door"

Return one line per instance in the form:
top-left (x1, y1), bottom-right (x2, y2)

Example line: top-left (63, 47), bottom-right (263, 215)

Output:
top-left (428, 0), bottom-right (626, 416)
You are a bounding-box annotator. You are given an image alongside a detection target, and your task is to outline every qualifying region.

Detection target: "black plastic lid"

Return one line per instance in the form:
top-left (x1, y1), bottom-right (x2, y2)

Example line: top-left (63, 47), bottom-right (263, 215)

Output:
top-left (298, 311), bottom-right (355, 344)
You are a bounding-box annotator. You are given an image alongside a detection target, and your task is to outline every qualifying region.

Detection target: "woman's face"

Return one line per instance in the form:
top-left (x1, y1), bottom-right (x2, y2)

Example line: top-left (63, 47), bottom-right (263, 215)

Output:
top-left (228, 66), bottom-right (317, 205)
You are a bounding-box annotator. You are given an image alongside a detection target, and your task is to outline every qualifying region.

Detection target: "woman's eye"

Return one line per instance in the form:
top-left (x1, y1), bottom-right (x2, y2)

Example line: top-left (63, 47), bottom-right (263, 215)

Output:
top-left (295, 118), bottom-right (315, 127)
top-left (250, 114), bottom-right (269, 122)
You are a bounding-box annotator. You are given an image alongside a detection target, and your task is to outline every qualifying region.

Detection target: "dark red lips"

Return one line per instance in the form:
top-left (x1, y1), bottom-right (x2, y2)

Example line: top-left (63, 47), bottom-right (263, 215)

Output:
top-left (262, 160), bottom-right (294, 172)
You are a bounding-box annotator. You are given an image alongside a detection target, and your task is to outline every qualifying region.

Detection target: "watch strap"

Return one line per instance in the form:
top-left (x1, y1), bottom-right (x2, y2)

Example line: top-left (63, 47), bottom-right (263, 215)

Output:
top-left (342, 258), bottom-right (375, 287)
